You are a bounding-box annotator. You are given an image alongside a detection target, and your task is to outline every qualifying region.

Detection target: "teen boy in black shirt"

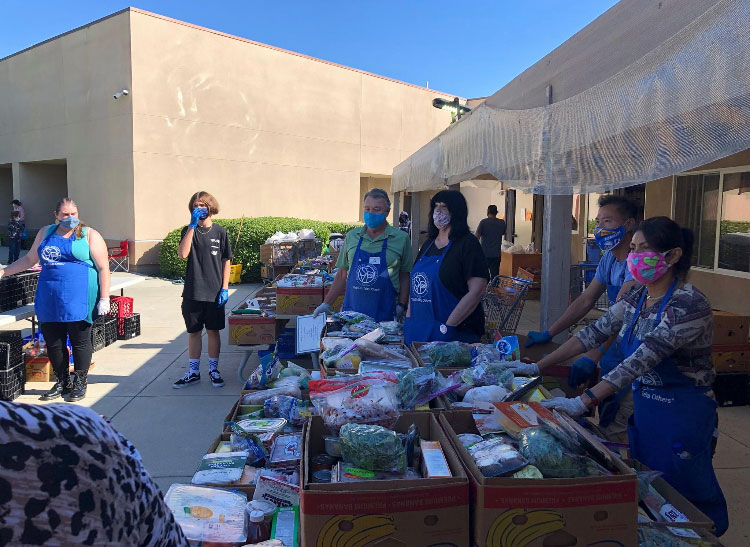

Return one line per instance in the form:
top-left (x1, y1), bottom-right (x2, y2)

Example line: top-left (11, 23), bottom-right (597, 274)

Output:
top-left (173, 191), bottom-right (232, 388)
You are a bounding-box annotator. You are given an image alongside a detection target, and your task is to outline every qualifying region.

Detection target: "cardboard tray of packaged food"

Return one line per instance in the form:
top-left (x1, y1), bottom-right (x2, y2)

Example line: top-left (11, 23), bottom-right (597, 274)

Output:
top-left (321, 319), bottom-right (403, 345)
top-left (628, 459), bottom-right (715, 531)
top-left (197, 433), bottom-right (255, 499)
top-left (224, 389), bottom-right (312, 432)
top-left (318, 340), bottom-right (418, 378)
top-left (300, 412), bottom-right (470, 547)
top-left (439, 410), bottom-right (638, 547)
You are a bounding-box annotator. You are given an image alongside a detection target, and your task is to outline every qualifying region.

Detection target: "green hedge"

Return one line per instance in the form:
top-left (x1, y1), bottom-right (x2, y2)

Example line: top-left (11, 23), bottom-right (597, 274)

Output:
top-left (159, 217), bottom-right (360, 281)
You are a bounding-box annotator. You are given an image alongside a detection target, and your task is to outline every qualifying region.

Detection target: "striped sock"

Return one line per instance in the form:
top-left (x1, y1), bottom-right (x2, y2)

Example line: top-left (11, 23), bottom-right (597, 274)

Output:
top-left (189, 359), bottom-right (200, 375)
top-left (208, 357), bottom-right (219, 372)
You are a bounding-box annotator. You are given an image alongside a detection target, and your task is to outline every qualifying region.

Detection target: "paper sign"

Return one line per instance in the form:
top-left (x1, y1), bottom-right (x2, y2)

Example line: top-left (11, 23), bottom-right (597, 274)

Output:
top-left (296, 313), bottom-right (326, 354)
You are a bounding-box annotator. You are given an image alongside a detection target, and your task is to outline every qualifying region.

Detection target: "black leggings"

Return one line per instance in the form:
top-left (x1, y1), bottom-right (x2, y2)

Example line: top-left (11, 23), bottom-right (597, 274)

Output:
top-left (40, 321), bottom-right (92, 374)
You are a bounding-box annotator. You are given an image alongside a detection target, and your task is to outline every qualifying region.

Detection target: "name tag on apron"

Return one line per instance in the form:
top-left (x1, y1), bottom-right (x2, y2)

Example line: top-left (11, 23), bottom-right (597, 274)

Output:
top-left (369, 257), bottom-right (381, 265)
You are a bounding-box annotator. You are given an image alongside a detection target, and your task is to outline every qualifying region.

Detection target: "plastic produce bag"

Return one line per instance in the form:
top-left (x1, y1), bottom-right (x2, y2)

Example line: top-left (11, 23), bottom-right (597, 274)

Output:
top-left (309, 372), bottom-right (400, 435)
top-left (332, 311), bottom-right (374, 324)
top-left (463, 385), bottom-right (511, 405)
top-left (246, 354), bottom-right (282, 390)
top-left (264, 396), bottom-right (315, 427)
top-left (165, 485), bottom-right (247, 545)
top-left (241, 385), bottom-right (302, 406)
top-left (379, 321), bottom-right (402, 335)
top-left (511, 465), bottom-right (544, 479)
top-left (518, 428), bottom-right (610, 478)
top-left (425, 341), bottom-right (472, 367)
top-left (339, 423), bottom-right (407, 474)
top-left (471, 337), bottom-right (521, 366)
top-left (467, 437), bottom-right (528, 477)
top-left (321, 342), bottom-right (361, 371)
top-left (460, 364), bottom-right (514, 388)
top-left (355, 339), bottom-right (410, 362)
top-left (278, 361), bottom-right (312, 388)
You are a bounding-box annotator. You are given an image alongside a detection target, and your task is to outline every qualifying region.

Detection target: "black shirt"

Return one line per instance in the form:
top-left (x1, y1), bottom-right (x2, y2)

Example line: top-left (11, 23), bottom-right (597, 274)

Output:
top-left (415, 233), bottom-right (489, 336)
top-left (476, 217), bottom-right (506, 258)
top-left (181, 224), bottom-right (233, 302)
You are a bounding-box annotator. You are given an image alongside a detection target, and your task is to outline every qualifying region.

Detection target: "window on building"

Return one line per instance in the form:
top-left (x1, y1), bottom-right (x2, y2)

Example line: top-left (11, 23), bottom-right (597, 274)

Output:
top-left (674, 169), bottom-right (750, 275)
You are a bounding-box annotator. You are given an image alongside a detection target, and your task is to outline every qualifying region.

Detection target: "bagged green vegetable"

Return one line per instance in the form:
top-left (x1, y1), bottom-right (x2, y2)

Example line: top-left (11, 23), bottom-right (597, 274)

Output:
top-left (518, 428), bottom-right (610, 478)
top-left (426, 341), bottom-right (472, 368)
top-left (460, 364), bottom-right (514, 388)
top-left (339, 423), bottom-right (406, 474)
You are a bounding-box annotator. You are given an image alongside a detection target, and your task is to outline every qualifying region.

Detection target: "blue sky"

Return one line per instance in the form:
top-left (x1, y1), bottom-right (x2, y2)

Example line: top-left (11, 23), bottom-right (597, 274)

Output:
top-left (0, 1), bottom-right (618, 98)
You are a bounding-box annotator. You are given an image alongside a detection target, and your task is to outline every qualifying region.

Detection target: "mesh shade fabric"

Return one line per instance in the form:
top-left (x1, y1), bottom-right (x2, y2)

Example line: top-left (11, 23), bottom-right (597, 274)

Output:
top-left (392, 0), bottom-right (749, 195)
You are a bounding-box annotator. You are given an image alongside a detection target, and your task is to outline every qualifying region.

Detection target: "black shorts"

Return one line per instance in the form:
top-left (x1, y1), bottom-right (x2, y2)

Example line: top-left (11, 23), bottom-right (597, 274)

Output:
top-left (182, 299), bottom-right (226, 333)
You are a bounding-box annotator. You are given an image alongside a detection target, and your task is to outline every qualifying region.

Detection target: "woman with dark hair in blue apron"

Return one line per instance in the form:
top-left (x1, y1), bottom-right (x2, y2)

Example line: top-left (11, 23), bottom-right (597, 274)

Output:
top-left (404, 190), bottom-right (489, 346)
top-left (522, 217), bottom-right (729, 536)
top-left (0, 198), bottom-right (112, 403)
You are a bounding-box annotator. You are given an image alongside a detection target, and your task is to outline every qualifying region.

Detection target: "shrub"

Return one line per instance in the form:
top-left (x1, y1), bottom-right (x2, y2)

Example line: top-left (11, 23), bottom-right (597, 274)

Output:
top-left (159, 217), bottom-right (359, 281)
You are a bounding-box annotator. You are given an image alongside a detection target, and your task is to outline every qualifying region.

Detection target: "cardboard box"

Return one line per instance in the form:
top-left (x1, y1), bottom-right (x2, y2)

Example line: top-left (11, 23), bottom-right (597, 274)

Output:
top-left (260, 243), bottom-right (274, 265)
top-left (276, 286), bottom-right (326, 316)
top-left (228, 315), bottom-right (286, 345)
top-left (25, 357), bottom-right (51, 382)
top-left (629, 460), bottom-right (714, 531)
top-left (301, 412), bottom-right (470, 547)
top-left (712, 311), bottom-right (749, 345)
top-left (261, 264), bottom-right (292, 280)
top-left (712, 344), bottom-right (750, 373)
top-left (499, 252), bottom-right (542, 278)
top-left (440, 411), bottom-right (638, 547)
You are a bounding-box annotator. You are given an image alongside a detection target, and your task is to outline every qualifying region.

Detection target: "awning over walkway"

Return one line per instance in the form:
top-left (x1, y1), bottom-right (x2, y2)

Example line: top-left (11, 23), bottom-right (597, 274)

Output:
top-left (392, 0), bottom-right (749, 196)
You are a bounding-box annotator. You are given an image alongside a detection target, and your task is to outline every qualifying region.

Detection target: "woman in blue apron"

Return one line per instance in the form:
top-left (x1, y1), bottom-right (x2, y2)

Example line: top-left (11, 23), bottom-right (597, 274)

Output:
top-left (529, 217), bottom-right (728, 536)
top-left (0, 198), bottom-right (111, 403)
top-left (404, 190), bottom-right (489, 346)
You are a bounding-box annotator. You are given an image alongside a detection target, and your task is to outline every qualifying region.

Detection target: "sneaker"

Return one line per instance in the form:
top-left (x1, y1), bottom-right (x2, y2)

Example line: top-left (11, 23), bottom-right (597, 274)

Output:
top-left (209, 370), bottom-right (225, 388)
top-left (173, 371), bottom-right (200, 388)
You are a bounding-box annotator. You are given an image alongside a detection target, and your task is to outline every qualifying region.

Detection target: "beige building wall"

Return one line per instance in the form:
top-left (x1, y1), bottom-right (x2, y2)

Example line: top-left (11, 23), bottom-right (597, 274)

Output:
top-left (127, 9), bottom-right (455, 264)
top-left (0, 11), bottom-right (135, 242)
top-left (0, 167), bottom-right (12, 220)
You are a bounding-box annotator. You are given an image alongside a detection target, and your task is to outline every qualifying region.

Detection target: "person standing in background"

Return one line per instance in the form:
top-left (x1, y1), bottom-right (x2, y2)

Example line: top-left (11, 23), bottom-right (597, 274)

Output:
top-left (398, 211), bottom-right (411, 237)
top-left (0, 197), bottom-right (111, 402)
top-left (173, 191), bottom-right (232, 389)
top-left (11, 199), bottom-right (27, 244)
top-left (475, 204), bottom-right (506, 278)
top-left (7, 210), bottom-right (23, 263)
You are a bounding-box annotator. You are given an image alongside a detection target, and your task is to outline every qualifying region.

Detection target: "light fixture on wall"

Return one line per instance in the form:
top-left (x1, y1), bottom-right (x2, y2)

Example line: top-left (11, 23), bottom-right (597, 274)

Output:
top-left (432, 97), bottom-right (471, 123)
top-left (113, 89), bottom-right (129, 100)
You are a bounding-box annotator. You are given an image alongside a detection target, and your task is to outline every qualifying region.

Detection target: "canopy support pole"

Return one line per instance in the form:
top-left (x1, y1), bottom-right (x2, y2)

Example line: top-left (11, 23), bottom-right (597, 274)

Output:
top-left (540, 194), bottom-right (573, 341)
top-left (410, 191), bottom-right (421, 257)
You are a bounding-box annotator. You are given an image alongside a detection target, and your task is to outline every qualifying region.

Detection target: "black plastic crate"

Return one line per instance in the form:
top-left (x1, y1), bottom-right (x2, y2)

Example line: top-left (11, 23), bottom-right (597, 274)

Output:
top-left (0, 331), bottom-right (23, 371)
top-left (714, 373), bottom-right (749, 407)
top-left (91, 319), bottom-right (107, 353)
top-left (118, 313), bottom-right (141, 340)
top-left (104, 317), bottom-right (118, 346)
top-left (0, 359), bottom-right (25, 401)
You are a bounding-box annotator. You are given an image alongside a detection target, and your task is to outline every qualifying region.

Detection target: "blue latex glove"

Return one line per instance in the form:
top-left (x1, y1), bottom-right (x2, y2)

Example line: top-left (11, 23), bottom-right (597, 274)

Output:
top-left (525, 330), bottom-right (552, 347)
top-left (189, 207), bottom-right (205, 229)
top-left (216, 288), bottom-right (229, 307)
top-left (568, 356), bottom-right (597, 388)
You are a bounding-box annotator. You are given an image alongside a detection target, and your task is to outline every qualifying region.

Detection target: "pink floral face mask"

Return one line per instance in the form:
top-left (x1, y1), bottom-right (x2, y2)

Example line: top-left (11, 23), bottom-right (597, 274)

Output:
top-left (627, 250), bottom-right (673, 284)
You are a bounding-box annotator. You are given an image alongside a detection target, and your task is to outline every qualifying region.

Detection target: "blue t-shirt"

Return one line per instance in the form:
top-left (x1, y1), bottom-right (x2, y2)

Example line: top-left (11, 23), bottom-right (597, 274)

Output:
top-left (595, 250), bottom-right (633, 305)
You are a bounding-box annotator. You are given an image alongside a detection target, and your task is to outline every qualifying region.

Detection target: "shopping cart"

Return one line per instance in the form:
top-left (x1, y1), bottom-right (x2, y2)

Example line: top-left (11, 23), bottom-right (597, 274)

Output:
top-left (481, 275), bottom-right (533, 342)
top-left (568, 263), bottom-right (609, 333)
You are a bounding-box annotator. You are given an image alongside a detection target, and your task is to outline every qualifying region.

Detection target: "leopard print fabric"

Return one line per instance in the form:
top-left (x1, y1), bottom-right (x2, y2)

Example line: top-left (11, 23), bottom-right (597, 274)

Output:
top-left (0, 402), bottom-right (187, 546)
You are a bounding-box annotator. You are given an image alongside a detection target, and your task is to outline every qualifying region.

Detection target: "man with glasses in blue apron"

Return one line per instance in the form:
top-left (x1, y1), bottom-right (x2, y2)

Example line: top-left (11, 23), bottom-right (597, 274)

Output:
top-left (314, 189), bottom-right (413, 322)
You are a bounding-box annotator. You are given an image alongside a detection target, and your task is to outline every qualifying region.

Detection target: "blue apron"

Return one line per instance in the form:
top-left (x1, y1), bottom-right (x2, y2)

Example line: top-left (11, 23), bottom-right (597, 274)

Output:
top-left (342, 236), bottom-right (396, 322)
top-left (622, 279), bottom-right (728, 536)
top-left (403, 240), bottom-right (479, 346)
top-left (36, 226), bottom-right (97, 323)
top-left (597, 267), bottom-right (628, 427)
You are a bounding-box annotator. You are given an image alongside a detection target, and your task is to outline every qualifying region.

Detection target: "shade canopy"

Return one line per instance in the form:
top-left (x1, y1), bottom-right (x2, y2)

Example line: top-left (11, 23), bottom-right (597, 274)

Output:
top-left (392, 0), bottom-right (749, 195)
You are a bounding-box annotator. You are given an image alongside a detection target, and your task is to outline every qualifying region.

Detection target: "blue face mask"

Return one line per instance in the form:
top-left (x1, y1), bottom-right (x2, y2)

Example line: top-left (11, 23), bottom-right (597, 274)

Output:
top-left (363, 212), bottom-right (387, 229)
top-left (59, 216), bottom-right (80, 229)
top-left (594, 224), bottom-right (626, 251)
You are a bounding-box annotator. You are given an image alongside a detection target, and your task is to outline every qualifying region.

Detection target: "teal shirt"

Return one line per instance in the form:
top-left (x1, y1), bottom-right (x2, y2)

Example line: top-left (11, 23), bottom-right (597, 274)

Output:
top-left (335, 225), bottom-right (414, 292)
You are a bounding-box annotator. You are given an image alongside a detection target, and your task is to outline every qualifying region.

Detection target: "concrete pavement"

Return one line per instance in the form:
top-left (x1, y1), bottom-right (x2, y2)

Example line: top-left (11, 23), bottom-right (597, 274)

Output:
top-left (3, 274), bottom-right (750, 545)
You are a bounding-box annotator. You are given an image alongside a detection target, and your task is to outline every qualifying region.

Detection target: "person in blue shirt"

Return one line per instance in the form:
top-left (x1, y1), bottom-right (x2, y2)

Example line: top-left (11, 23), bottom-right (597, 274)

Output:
top-left (526, 195), bottom-right (638, 442)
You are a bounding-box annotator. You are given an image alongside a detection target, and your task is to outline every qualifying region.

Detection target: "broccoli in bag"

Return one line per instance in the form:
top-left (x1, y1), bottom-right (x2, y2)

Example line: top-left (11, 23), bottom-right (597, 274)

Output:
top-left (339, 423), bottom-right (407, 474)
